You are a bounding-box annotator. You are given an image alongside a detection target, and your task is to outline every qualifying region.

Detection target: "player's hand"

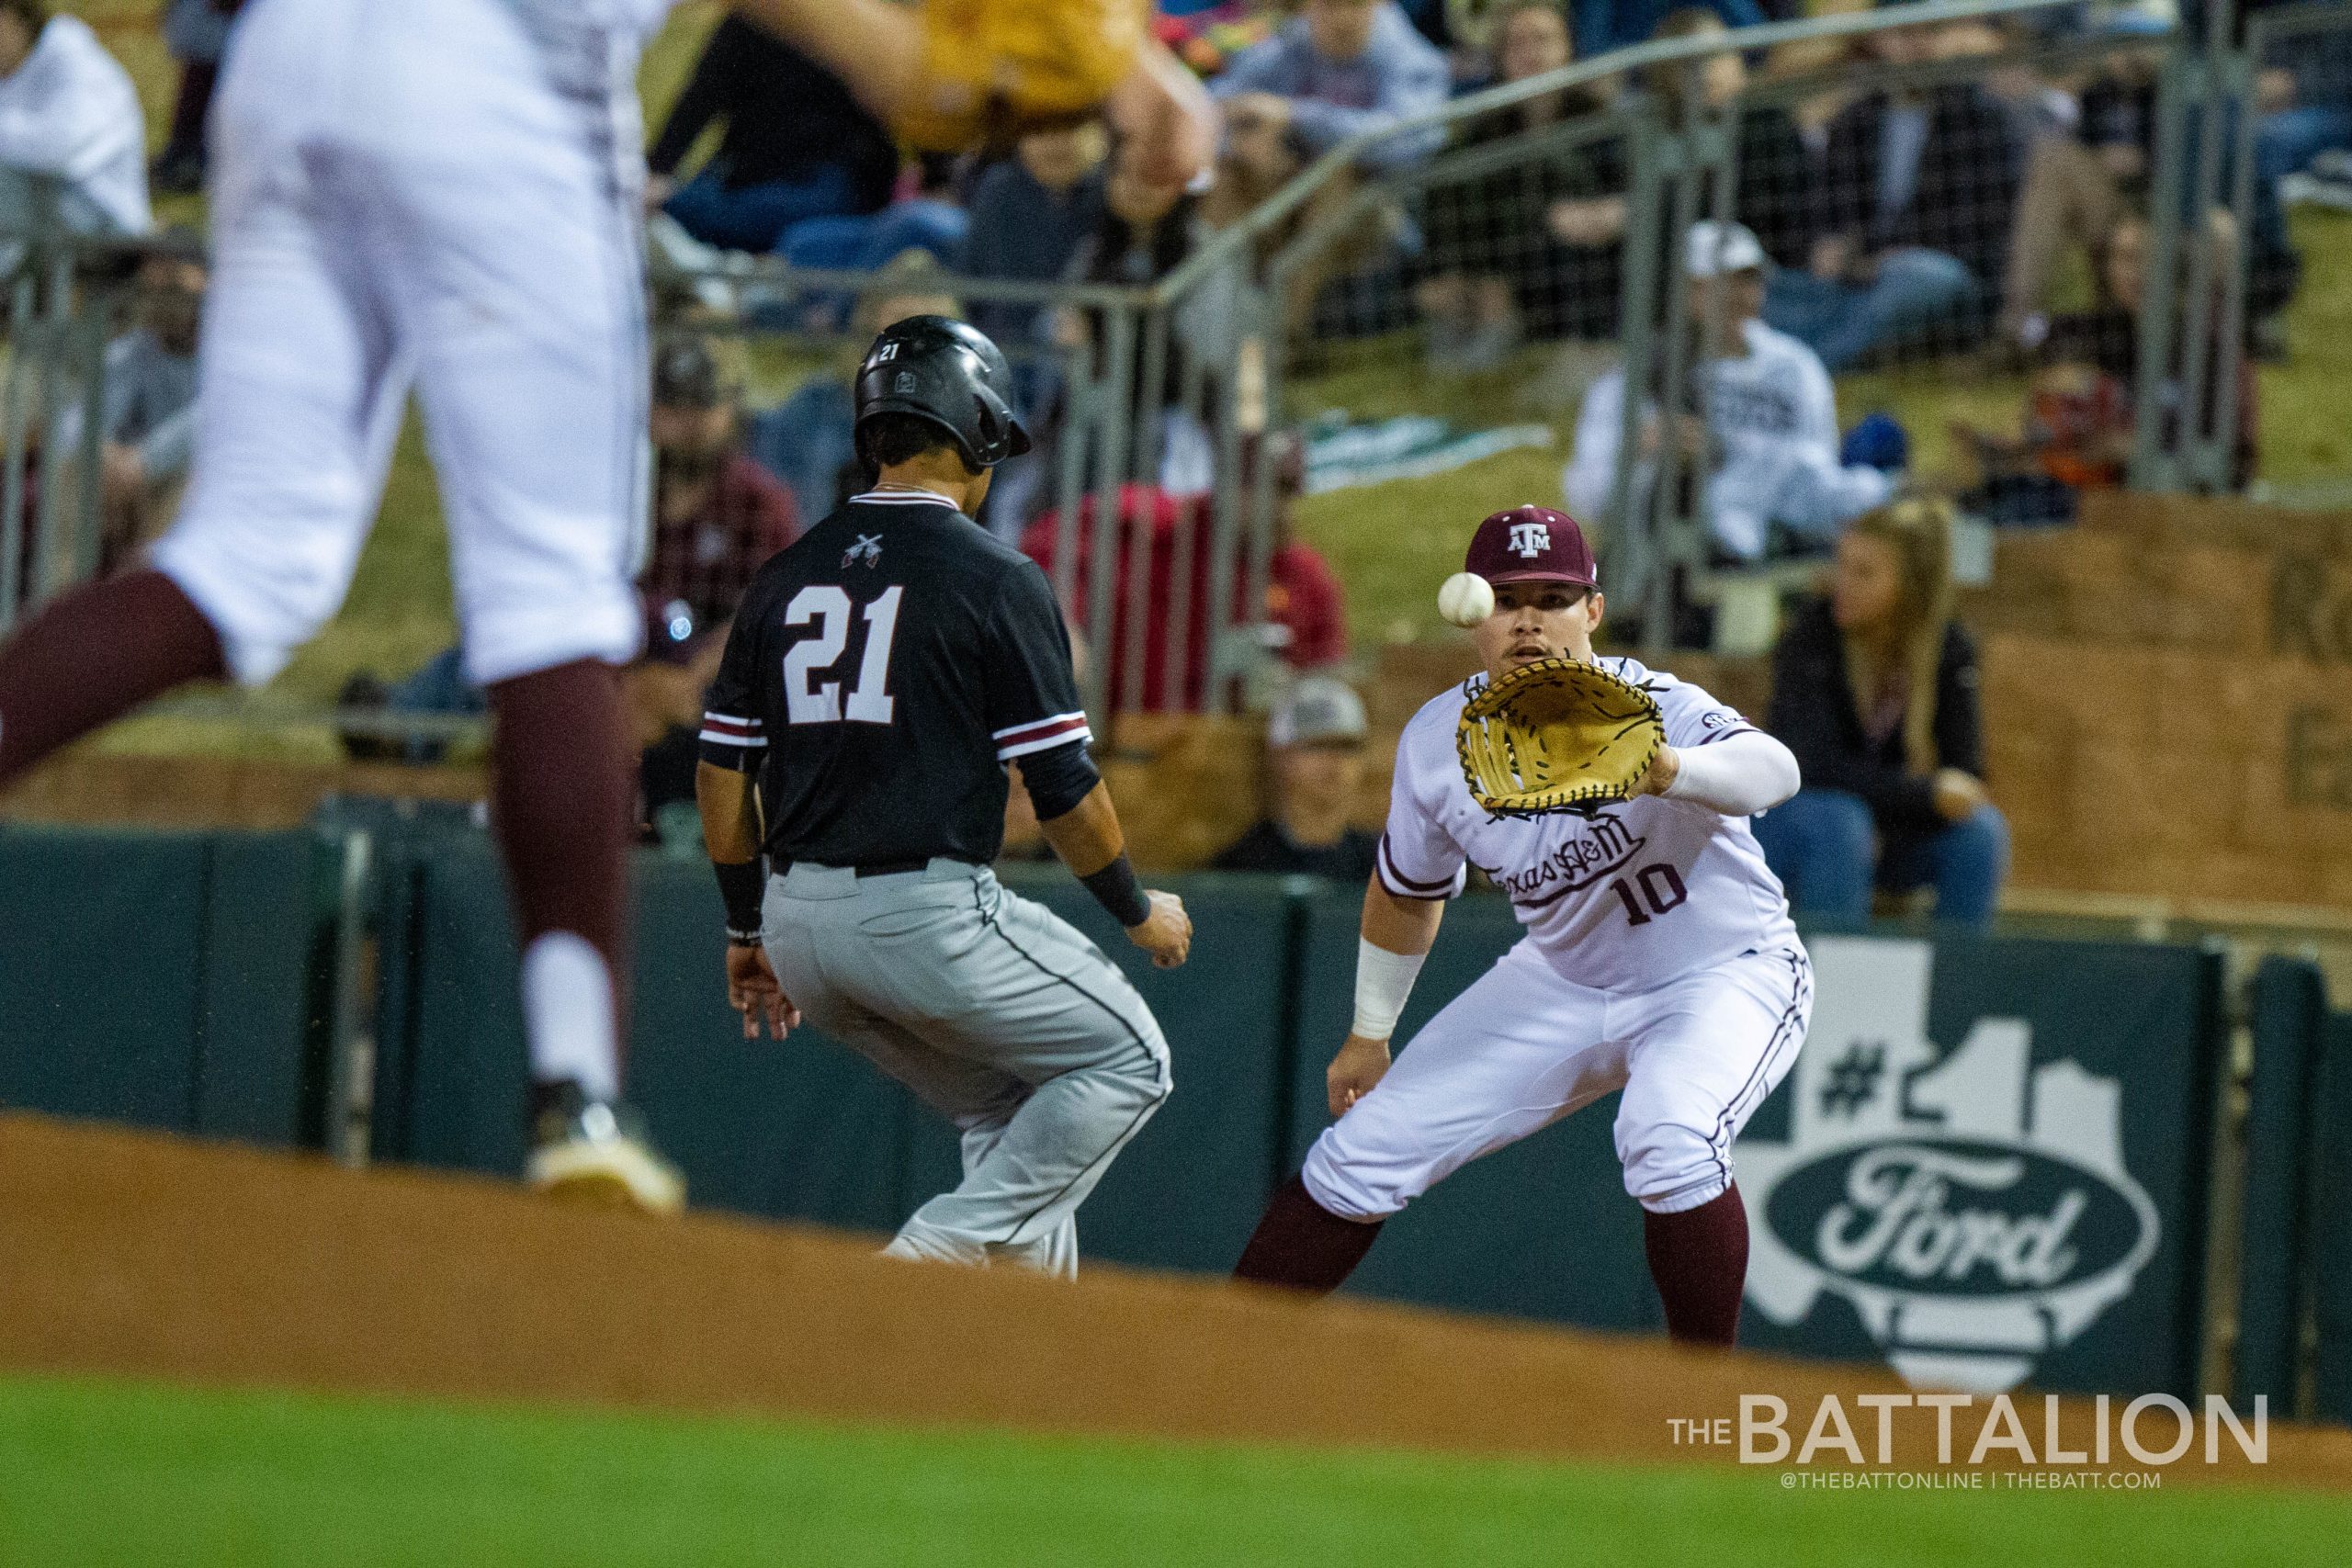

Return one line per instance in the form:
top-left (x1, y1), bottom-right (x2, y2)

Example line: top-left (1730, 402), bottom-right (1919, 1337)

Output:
top-left (1932, 768), bottom-right (1991, 823)
top-left (1328, 1033), bottom-right (1392, 1119)
top-left (1636, 743), bottom-right (1682, 797)
top-left (726, 942), bottom-right (801, 1041)
top-left (1125, 890), bottom-right (1193, 969)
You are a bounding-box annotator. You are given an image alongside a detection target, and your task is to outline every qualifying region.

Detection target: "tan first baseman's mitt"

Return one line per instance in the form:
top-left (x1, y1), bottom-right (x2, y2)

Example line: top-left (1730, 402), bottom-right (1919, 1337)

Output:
top-left (1456, 657), bottom-right (1665, 818)
top-left (898, 0), bottom-right (1146, 151)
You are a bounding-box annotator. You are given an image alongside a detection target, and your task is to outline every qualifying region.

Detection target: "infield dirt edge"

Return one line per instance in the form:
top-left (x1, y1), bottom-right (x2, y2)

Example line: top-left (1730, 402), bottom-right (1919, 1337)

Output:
top-left (4, 1113), bottom-right (2346, 1490)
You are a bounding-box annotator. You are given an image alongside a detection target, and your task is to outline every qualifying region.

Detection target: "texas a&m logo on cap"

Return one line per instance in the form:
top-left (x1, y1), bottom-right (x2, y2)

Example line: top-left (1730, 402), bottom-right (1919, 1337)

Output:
top-left (1466, 504), bottom-right (1599, 589)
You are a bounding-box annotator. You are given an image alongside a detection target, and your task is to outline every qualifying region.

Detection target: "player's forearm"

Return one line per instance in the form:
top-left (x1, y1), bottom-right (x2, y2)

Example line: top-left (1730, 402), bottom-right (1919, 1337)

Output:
top-left (1352, 877), bottom-right (1442, 1043)
top-left (696, 761), bottom-right (762, 864)
top-left (1036, 780), bottom-right (1125, 876)
top-left (1039, 783), bottom-right (1156, 929)
top-left (697, 761), bottom-right (767, 942)
top-left (1662, 731), bottom-right (1801, 816)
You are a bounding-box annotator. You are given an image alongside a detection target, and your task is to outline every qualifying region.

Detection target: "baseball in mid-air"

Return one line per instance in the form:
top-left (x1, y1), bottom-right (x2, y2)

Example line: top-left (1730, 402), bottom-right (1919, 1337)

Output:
top-left (1438, 571), bottom-right (1496, 628)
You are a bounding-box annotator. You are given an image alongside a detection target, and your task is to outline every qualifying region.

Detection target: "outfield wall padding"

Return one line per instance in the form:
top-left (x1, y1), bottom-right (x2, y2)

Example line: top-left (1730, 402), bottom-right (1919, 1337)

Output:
top-left (0, 826), bottom-right (324, 1143)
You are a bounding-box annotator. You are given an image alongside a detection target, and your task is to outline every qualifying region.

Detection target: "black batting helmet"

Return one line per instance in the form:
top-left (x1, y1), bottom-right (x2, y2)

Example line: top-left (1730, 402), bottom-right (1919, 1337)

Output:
top-left (853, 315), bottom-right (1032, 471)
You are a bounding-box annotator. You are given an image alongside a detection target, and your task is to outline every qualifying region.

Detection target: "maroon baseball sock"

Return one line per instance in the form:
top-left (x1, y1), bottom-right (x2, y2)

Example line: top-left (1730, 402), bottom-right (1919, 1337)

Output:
top-left (1643, 1183), bottom-right (1749, 1347)
top-left (487, 659), bottom-right (634, 1100)
top-left (1233, 1174), bottom-right (1385, 1294)
top-left (0, 570), bottom-right (225, 785)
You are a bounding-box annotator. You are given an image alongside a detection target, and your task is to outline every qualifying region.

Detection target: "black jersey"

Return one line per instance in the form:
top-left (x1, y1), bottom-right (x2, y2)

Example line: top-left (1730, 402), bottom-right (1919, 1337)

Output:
top-left (700, 490), bottom-right (1091, 867)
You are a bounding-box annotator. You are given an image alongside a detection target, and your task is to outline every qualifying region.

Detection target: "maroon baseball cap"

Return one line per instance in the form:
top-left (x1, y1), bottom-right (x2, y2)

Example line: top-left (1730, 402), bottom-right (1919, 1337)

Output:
top-left (1465, 505), bottom-right (1599, 589)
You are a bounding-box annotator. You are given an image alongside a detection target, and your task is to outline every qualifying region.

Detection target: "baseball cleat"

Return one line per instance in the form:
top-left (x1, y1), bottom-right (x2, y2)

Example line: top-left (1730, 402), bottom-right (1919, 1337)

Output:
top-left (526, 1081), bottom-right (684, 1216)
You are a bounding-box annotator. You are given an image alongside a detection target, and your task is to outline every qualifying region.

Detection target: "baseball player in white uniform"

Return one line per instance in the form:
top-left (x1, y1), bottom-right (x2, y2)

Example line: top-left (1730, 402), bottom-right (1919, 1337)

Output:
top-left (1232, 505), bottom-right (1812, 1345)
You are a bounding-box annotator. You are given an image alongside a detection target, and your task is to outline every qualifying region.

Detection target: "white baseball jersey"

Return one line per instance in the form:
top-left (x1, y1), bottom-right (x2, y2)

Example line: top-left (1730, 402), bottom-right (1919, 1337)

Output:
top-left (1377, 656), bottom-right (1798, 995)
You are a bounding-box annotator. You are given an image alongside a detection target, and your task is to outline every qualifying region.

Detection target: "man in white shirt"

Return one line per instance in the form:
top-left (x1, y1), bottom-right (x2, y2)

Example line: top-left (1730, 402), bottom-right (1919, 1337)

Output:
top-left (1565, 221), bottom-right (1895, 565)
top-left (0, 0), bottom-right (151, 247)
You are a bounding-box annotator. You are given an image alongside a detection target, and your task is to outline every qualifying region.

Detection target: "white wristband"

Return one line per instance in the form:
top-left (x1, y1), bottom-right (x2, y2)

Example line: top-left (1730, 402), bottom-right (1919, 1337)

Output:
top-left (1351, 937), bottom-right (1427, 1043)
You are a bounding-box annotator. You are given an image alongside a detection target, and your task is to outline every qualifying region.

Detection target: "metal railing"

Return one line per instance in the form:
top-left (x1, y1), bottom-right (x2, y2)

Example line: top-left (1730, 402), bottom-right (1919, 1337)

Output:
top-left (0, 180), bottom-right (130, 636)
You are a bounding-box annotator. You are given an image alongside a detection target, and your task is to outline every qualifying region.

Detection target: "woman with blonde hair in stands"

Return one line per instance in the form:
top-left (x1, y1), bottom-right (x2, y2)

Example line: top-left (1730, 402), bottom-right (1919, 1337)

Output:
top-left (1752, 497), bottom-right (2008, 929)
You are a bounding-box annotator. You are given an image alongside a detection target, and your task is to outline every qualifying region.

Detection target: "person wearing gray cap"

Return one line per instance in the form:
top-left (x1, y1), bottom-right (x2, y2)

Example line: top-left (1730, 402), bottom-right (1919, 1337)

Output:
top-left (1564, 220), bottom-right (1897, 567)
top-left (1211, 676), bottom-right (1380, 882)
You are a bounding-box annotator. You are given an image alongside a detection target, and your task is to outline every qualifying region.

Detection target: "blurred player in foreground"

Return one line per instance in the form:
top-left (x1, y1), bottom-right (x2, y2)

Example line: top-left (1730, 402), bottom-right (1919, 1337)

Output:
top-left (0, 0), bottom-right (1201, 1216)
top-left (1231, 506), bottom-right (1813, 1345)
top-left (698, 316), bottom-right (1188, 1276)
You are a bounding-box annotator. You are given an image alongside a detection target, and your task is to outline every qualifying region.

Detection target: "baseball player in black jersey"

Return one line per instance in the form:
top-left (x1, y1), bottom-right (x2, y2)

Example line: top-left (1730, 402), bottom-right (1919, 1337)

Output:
top-left (695, 316), bottom-right (1191, 1276)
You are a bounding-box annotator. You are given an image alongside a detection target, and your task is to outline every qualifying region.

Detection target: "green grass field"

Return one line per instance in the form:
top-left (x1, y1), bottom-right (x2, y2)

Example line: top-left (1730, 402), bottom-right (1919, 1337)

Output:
top-left (0, 1372), bottom-right (2343, 1567)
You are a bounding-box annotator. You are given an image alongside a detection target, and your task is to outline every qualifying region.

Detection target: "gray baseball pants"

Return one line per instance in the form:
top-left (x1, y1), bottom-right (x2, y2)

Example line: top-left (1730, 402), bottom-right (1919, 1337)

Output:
top-left (763, 859), bottom-right (1170, 1278)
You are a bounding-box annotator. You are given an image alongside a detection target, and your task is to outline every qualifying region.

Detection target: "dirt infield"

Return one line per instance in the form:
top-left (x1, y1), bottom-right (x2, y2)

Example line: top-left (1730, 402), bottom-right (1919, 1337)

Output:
top-left (5, 1113), bottom-right (2349, 1490)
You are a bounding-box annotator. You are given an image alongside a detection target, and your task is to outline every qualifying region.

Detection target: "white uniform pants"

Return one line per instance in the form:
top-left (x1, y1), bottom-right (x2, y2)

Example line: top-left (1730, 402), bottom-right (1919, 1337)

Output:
top-left (1305, 942), bottom-right (1812, 1220)
top-left (151, 0), bottom-right (650, 687)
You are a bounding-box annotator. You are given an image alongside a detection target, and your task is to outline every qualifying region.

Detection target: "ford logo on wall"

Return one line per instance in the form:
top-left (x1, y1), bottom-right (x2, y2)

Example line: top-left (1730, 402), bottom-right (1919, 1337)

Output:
top-left (1738, 939), bottom-right (2160, 1393)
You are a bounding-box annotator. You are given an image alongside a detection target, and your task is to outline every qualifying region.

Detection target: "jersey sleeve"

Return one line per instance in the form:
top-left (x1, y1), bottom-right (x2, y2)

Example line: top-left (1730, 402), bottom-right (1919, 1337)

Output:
top-left (697, 592), bottom-right (768, 773)
top-left (983, 559), bottom-right (1093, 763)
top-left (1654, 675), bottom-right (1760, 751)
top-left (1375, 722), bottom-right (1467, 901)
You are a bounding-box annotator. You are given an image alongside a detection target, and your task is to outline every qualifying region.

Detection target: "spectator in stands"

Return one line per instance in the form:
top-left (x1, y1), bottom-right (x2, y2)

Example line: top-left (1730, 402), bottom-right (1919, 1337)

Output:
top-left (1565, 221), bottom-right (1897, 564)
top-left (1035, 137), bottom-right (1237, 511)
top-left (1754, 498), bottom-right (2007, 930)
top-left (645, 17), bottom-right (899, 255)
top-left (1209, 1), bottom-right (1450, 334)
top-left (1937, 18), bottom-right (2075, 152)
top-left (642, 334), bottom-right (799, 645)
top-left (1212, 676), bottom-right (1380, 879)
top-left (1022, 432), bottom-right (1346, 711)
top-left (1211, 0), bottom-right (1452, 175)
top-left (775, 152), bottom-right (970, 322)
top-left (1573, 0), bottom-right (1758, 59)
top-left (1417, 1), bottom-right (1621, 370)
top-left (0, 0), bottom-right (151, 256)
top-left (1955, 213), bottom-right (2256, 523)
top-left (2245, 27), bottom-right (2352, 341)
top-left (747, 254), bottom-right (964, 524)
top-left (151, 0), bottom-right (236, 196)
top-left (83, 233), bottom-right (206, 570)
top-left (1645, 10), bottom-right (1811, 274)
top-left (1997, 46), bottom-right (2161, 354)
top-left (964, 121), bottom-right (1111, 349)
top-left (1762, 24), bottom-right (2023, 371)
top-left (1065, 135), bottom-right (1206, 293)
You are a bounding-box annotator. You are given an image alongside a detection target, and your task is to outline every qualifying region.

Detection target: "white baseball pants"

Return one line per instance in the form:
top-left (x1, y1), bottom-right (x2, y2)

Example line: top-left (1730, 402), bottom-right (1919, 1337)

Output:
top-left (1305, 941), bottom-right (1812, 1220)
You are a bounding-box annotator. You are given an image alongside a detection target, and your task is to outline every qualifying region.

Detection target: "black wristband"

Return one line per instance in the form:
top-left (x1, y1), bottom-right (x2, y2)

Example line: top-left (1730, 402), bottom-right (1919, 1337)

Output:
top-left (1078, 852), bottom-right (1152, 929)
top-left (713, 857), bottom-right (765, 942)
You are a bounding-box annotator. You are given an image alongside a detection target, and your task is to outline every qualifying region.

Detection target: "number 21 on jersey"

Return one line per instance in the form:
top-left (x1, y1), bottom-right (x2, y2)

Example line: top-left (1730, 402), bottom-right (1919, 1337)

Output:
top-left (783, 585), bottom-right (902, 725)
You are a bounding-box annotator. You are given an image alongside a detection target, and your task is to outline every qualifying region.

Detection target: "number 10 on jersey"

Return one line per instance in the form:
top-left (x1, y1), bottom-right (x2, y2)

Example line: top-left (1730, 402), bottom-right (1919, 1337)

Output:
top-left (783, 585), bottom-right (902, 725)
